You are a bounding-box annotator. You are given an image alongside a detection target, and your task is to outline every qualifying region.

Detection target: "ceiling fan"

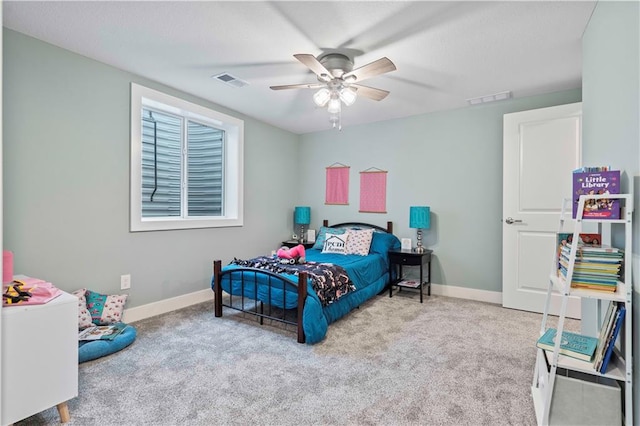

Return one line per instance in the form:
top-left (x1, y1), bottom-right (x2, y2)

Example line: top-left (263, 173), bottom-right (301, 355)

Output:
top-left (270, 53), bottom-right (396, 129)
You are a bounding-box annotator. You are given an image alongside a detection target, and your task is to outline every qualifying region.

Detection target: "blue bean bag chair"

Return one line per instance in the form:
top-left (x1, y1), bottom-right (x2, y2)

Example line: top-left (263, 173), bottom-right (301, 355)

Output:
top-left (79, 323), bottom-right (137, 363)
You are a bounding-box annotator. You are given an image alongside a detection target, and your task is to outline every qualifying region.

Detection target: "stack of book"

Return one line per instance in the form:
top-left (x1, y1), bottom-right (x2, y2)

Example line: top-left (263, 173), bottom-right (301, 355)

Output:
top-left (537, 302), bottom-right (626, 373)
top-left (557, 233), bottom-right (623, 292)
top-left (536, 328), bottom-right (598, 362)
top-left (593, 301), bottom-right (627, 374)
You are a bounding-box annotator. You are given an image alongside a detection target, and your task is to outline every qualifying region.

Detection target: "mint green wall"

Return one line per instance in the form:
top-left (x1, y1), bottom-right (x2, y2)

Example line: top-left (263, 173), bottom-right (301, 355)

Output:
top-left (582, 1), bottom-right (640, 421)
top-left (2, 29), bottom-right (300, 307)
top-left (299, 89), bottom-right (581, 293)
top-left (583, 1), bottom-right (640, 195)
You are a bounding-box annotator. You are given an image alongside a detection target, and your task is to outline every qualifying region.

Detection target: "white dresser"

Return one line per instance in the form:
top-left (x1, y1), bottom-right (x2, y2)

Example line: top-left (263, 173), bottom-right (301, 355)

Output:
top-left (1, 290), bottom-right (78, 425)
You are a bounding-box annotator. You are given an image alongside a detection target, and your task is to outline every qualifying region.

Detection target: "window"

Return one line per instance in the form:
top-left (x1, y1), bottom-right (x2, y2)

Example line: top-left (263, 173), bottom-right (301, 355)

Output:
top-left (130, 83), bottom-right (243, 231)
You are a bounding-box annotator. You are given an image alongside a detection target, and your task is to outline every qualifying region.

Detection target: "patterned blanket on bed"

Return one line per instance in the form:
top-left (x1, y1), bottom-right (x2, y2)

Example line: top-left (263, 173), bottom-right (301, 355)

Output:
top-left (229, 256), bottom-right (355, 306)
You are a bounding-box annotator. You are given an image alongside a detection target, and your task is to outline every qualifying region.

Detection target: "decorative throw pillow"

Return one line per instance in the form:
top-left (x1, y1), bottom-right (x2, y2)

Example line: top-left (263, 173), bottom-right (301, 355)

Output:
top-left (369, 232), bottom-right (402, 257)
top-left (346, 228), bottom-right (374, 256)
top-left (321, 232), bottom-right (349, 254)
top-left (86, 290), bottom-right (128, 325)
top-left (312, 226), bottom-right (347, 250)
top-left (73, 288), bottom-right (94, 329)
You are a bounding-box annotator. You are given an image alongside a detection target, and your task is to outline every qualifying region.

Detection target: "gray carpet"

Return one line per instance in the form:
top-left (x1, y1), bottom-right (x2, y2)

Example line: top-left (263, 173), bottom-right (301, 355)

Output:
top-left (17, 292), bottom-right (576, 426)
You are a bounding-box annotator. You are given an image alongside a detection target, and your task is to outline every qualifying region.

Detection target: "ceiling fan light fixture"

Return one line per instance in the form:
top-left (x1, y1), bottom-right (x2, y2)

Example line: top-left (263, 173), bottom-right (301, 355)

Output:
top-left (339, 87), bottom-right (357, 106)
top-left (273, 52), bottom-right (396, 130)
top-left (313, 88), bottom-right (331, 107)
top-left (327, 95), bottom-right (342, 114)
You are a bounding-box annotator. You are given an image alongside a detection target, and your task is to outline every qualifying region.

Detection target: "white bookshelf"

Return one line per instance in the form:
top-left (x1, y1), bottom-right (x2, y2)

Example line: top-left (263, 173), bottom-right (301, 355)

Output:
top-left (531, 194), bottom-right (633, 426)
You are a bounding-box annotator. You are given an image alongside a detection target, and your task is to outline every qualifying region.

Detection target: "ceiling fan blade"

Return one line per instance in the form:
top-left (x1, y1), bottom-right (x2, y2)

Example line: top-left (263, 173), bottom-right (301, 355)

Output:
top-left (293, 54), bottom-right (333, 82)
top-left (343, 57), bottom-right (396, 83)
top-left (270, 83), bottom-right (326, 90)
top-left (351, 84), bottom-right (390, 101)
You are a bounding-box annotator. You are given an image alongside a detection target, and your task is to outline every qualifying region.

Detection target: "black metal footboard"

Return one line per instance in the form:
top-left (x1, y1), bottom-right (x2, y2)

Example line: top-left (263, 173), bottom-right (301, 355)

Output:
top-left (213, 260), bottom-right (308, 343)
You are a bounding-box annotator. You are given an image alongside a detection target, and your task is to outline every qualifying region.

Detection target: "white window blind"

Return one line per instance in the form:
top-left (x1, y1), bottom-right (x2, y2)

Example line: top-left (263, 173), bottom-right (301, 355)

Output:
top-left (130, 83), bottom-right (243, 232)
top-left (141, 109), bottom-right (224, 218)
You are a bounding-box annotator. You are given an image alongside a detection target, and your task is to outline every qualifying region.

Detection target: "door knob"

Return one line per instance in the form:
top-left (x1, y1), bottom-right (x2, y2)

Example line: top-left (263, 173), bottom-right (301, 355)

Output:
top-left (505, 217), bottom-right (523, 225)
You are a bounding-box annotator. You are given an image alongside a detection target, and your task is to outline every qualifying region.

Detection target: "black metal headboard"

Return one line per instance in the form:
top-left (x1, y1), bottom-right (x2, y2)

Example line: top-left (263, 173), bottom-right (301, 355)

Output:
top-left (322, 220), bottom-right (393, 234)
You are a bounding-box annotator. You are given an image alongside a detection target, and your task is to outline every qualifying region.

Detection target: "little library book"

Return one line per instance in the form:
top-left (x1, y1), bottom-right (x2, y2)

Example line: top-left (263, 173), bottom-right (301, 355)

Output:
top-left (78, 323), bottom-right (127, 341)
top-left (536, 328), bottom-right (598, 362)
top-left (572, 169), bottom-right (620, 219)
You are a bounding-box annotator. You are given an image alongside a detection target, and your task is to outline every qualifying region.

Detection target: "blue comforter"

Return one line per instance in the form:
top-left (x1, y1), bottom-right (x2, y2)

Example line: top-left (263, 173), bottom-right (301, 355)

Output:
top-left (213, 232), bottom-right (400, 343)
top-left (301, 249), bottom-right (391, 342)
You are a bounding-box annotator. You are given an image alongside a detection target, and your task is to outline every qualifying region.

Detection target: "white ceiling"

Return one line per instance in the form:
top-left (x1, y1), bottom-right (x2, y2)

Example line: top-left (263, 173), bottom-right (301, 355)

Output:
top-left (3, 1), bottom-right (596, 134)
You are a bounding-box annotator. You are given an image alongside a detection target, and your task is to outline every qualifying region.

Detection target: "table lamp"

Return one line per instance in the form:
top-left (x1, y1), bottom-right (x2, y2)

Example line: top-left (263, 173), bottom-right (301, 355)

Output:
top-left (409, 206), bottom-right (430, 253)
top-left (294, 206), bottom-right (311, 243)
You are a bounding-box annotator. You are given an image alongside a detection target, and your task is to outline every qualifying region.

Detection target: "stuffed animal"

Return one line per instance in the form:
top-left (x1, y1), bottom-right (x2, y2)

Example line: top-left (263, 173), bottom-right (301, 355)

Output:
top-left (277, 244), bottom-right (306, 263)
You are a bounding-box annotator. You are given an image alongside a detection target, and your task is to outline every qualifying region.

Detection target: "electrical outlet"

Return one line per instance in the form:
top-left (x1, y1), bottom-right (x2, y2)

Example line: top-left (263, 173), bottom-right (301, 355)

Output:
top-left (120, 274), bottom-right (131, 290)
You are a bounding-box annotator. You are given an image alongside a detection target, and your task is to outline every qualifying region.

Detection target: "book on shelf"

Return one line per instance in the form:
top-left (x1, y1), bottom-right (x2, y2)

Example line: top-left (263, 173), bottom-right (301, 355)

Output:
top-left (567, 275), bottom-right (618, 285)
top-left (558, 232), bottom-right (603, 247)
top-left (572, 169), bottom-right (620, 219)
top-left (559, 260), bottom-right (621, 272)
top-left (573, 166), bottom-right (612, 172)
top-left (560, 260), bottom-right (622, 270)
top-left (592, 301), bottom-right (618, 371)
top-left (397, 279), bottom-right (421, 288)
top-left (556, 232), bottom-right (623, 291)
top-left (574, 246), bottom-right (622, 254)
top-left (560, 247), bottom-right (622, 256)
top-left (556, 233), bottom-right (622, 266)
top-left (536, 328), bottom-right (598, 362)
top-left (597, 303), bottom-right (626, 374)
top-left (558, 235), bottom-right (623, 257)
top-left (558, 268), bottom-right (620, 291)
top-left (560, 256), bottom-right (622, 266)
top-left (78, 322), bottom-right (127, 341)
top-left (561, 252), bottom-right (623, 264)
top-left (561, 266), bottom-right (621, 276)
top-left (570, 282), bottom-right (618, 292)
top-left (560, 264), bottom-right (620, 276)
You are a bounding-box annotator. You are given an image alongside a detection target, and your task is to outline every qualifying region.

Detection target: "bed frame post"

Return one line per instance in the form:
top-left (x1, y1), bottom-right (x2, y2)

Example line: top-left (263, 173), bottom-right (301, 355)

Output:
top-left (213, 260), bottom-right (222, 317)
top-left (297, 272), bottom-right (307, 344)
top-left (323, 219), bottom-right (328, 227)
top-left (387, 221), bottom-right (393, 234)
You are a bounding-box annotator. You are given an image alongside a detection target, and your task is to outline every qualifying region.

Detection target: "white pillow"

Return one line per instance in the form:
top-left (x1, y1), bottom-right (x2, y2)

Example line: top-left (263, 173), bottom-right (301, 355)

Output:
top-left (73, 288), bottom-right (94, 330)
top-left (322, 233), bottom-right (349, 254)
top-left (346, 228), bottom-right (374, 256)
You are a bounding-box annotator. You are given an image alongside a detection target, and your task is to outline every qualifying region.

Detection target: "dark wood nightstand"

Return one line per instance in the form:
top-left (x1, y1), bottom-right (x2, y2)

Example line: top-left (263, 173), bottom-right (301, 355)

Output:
top-left (388, 249), bottom-right (432, 303)
top-left (281, 240), bottom-right (315, 249)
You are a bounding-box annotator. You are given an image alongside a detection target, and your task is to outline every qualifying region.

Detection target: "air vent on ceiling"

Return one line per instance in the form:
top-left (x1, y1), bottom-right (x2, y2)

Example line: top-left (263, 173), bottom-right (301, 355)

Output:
top-left (466, 90), bottom-right (512, 105)
top-left (211, 72), bottom-right (249, 88)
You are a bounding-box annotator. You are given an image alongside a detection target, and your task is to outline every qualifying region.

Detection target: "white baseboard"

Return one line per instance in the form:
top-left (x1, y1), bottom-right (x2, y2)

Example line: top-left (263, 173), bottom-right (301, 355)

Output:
top-left (122, 288), bottom-right (214, 324)
top-left (430, 283), bottom-right (502, 305)
top-left (121, 283), bottom-right (502, 324)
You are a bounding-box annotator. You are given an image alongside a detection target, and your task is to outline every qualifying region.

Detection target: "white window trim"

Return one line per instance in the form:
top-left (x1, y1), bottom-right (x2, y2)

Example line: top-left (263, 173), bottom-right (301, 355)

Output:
top-left (130, 83), bottom-right (244, 232)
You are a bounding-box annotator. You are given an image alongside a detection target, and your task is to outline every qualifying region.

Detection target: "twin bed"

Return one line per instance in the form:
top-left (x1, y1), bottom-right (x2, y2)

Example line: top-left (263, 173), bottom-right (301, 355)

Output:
top-left (211, 221), bottom-right (401, 343)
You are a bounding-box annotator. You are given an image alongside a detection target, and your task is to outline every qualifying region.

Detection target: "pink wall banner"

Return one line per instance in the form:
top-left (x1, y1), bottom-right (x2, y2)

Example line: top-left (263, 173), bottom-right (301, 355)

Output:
top-left (325, 165), bottom-right (350, 205)
top-left (359, 169), bottom-right (387, 213)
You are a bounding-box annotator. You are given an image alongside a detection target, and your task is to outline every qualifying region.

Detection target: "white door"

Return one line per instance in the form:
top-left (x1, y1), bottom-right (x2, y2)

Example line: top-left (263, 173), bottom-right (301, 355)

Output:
top-left (502, 102), bottom-right (582, 317)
